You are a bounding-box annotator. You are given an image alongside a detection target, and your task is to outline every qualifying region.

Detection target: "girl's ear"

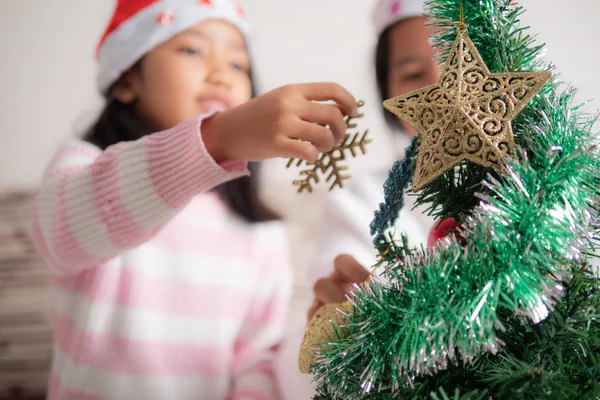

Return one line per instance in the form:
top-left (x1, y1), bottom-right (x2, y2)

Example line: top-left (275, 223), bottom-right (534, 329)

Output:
top-left (112, 69), bottom-right (141, 104)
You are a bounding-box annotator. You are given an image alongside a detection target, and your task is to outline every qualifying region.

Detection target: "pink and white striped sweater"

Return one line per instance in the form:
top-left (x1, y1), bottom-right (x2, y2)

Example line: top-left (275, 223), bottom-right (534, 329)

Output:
top-left (30, 115), bottom-right (292, 400)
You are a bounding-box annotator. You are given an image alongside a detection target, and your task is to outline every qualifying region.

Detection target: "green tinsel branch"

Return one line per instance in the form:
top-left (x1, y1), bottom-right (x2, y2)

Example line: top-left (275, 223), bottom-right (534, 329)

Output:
top-left (314, 267), bottom-right (600, 399)
top-left (312, 0), bottom-right (600, 398)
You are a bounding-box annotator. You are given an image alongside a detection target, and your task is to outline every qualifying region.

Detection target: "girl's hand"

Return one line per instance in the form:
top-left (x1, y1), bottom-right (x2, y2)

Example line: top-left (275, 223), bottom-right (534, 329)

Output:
top-left (307, 254), bottom-right (370, 322)
top-left (202, 83), bottom-right (358, 162)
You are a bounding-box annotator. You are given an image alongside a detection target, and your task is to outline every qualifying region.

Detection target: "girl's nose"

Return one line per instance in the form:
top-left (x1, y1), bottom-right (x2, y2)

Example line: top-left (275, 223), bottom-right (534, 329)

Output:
top-left (205, 57), bottom-right (233, 90)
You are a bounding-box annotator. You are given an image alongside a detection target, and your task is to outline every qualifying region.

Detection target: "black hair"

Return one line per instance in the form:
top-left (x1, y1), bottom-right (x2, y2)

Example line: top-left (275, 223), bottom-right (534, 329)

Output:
top-left (375, 24), bottom-right (399, 127)
top-left (83, 65), bottom-right (279, 223)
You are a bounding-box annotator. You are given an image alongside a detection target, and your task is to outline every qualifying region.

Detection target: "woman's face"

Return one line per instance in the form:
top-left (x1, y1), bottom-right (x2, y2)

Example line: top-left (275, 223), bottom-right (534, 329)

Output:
top-left (386, 17), bottom-right (439, 136)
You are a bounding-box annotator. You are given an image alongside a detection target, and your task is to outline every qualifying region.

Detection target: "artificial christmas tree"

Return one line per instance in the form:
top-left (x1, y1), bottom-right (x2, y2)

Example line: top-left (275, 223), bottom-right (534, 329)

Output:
top-left (301, 1), bottom-right (600, 399)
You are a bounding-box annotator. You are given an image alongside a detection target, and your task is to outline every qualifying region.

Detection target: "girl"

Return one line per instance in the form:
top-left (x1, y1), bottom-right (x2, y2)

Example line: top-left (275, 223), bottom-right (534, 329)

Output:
top-left (308, 0), bottom-right (440, 319)
top-left (30, 1), bottom-right (357, 399)
top-left (274, 1), bottom-right (439, 398)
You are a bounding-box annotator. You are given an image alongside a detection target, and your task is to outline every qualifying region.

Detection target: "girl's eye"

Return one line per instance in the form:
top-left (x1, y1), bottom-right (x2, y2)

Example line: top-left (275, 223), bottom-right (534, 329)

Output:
top-left (403, 72), bottom-right (425, 82)
top-left (231, 62), bottom-right (243, 71)
top-left (181, 48), bottom-right (203, 57)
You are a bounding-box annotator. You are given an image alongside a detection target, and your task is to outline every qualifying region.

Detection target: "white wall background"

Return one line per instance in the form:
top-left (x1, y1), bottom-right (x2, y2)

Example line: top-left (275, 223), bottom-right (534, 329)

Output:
top-left (1, 0), bottom-right (599, 336)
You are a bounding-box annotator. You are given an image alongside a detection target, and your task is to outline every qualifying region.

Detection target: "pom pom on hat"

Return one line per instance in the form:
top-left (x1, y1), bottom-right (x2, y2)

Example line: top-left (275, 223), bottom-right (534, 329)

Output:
top-left (96, 0), bottom-right (251, 93)
top-left (373, 0), bottom-right (425, 36)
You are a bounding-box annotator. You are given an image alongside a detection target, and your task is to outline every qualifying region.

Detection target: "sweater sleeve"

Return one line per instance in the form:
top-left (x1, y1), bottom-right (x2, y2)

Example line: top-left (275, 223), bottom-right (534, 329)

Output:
top-left (230, 224), bottom-right (292, 400)
top-left (30, 114), bottom-right (248, 276)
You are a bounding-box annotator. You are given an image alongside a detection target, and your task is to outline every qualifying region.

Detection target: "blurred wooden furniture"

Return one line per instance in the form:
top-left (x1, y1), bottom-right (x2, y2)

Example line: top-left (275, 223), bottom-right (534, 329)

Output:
top-left (0, 191), bottom-right (50, 399)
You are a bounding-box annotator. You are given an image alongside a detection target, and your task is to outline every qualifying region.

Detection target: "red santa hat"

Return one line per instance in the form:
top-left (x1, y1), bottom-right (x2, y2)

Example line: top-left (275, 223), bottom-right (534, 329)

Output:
top-left (96, 0), bottom-right (251, 93)
top-left (373, 0), bottom-right (425, 36)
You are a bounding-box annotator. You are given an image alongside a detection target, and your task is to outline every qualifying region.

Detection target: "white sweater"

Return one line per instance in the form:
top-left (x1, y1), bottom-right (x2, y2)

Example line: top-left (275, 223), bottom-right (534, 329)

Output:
top-left (275, 157), bottom-right (435, 400)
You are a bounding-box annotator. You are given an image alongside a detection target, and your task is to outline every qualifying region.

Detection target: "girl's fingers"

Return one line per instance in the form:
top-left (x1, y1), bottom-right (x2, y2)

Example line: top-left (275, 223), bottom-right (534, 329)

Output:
top-left (278, 136), bottom-right (320, 162)
top-left (313, 277), bottom-right (347, 305)
top-left (300, 102), bottom-right (346, 145)
top-left (331, 254), bottom-right (371, 285)
top-left (296, 83), bottom-right (358, 117)
top-left (289, 121), bottom-right (335, 153)
top-left (308, 256), bottom-right (369, 324)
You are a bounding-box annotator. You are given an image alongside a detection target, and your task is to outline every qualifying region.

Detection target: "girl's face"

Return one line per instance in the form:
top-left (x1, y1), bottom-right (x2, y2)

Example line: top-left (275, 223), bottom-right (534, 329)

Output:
top-left (116, 20), bottom-right (252, 131)
top-left (386, 17), bottom-right (439, 136)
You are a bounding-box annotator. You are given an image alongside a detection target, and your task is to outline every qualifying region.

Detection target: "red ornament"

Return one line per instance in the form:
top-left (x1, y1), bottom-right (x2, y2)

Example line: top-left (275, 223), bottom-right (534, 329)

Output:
top-left (156, 10), bottom-right (175, 25)
top-left (199, 0), bottom-right (213, 5)
top-left (427, 218), bottom-right (462, 247)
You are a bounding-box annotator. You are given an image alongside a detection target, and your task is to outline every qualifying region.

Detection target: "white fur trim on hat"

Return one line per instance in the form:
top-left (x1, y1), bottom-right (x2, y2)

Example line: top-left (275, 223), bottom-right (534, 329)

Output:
top-left (97, 0), bottom-right (251, 93)
top-left (373, 0), bottom-right (425, 36)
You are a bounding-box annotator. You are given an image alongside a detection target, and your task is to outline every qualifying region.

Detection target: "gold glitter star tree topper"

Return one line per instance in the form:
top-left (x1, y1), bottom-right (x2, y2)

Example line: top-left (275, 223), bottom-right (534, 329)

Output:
top-left (383, 22), bottom-right (551, 191)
